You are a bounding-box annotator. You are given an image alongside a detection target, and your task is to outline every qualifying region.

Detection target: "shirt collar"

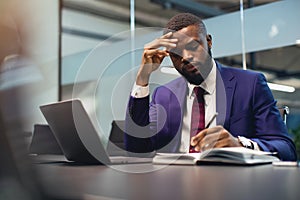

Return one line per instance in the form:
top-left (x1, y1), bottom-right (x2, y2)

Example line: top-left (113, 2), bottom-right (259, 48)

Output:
top-left (188, 59), bottom-right (216, 98)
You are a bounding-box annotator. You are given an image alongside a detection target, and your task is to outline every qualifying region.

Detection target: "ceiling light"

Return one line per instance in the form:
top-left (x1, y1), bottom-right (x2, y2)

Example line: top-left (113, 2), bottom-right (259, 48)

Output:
top-left (267, 82), bottom-right (295, 93)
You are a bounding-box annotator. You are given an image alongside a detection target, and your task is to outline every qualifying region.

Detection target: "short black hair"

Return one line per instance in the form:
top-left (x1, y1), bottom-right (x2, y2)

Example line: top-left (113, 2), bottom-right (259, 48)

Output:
top-left (163, 13), bottom-right (207, 35)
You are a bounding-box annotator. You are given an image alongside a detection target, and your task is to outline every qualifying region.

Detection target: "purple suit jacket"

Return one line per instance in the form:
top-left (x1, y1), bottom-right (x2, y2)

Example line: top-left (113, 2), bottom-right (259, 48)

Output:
top-left (125, 62), bottom-right (297, 161)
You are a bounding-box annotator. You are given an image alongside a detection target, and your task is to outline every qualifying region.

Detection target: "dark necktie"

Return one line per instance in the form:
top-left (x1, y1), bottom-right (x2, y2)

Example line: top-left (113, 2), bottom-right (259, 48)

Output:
top-left (189, 87), bottom-right (205, 153)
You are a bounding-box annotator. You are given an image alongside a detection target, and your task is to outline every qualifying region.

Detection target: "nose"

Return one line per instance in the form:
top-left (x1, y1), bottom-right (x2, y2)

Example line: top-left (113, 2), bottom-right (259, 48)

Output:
top-left (181, 50), bottom-right (193, 64)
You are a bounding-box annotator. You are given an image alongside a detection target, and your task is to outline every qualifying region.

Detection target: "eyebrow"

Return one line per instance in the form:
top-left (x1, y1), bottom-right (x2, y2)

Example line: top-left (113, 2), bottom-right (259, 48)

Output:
top-left (184, 39), bottom-right (201, 49)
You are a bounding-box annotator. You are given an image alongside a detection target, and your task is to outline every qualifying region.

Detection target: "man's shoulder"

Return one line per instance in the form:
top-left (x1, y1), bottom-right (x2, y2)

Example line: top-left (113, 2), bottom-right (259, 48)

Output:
top-left (157, 77), bottom-right (186, 90)
top-left (166, 77), bottom-right (186, 86)
top-left (217, 62), bottom-right (263, 79)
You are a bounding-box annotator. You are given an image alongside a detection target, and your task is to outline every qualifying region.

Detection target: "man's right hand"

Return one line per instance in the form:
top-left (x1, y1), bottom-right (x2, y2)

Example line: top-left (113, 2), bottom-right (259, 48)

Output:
top-left (136, 32), bottom-right (178, 86)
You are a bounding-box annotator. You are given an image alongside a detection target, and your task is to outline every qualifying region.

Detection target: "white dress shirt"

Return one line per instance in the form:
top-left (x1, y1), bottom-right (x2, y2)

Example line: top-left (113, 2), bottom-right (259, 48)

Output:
top-left (179, 60), bottom-right (217, 152)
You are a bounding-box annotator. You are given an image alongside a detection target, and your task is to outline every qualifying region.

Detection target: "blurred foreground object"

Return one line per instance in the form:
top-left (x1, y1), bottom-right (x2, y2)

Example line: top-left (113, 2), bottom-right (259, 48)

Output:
top-left (0, 0), bottom-right (53, 199)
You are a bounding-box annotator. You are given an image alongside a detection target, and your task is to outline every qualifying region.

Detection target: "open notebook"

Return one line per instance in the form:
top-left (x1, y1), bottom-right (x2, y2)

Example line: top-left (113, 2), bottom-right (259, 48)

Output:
top-left (40, 99), bottom-right (152, 165)
top-left (153, 147), bottom-right (280, 165)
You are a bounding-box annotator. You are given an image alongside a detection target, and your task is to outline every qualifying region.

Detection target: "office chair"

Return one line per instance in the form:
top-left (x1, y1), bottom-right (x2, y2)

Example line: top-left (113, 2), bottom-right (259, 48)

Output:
top-left (29, 124), bottom-right (63, 155)
top-left (106, 120), bottom-right (127, 156)
top-left (279, 106), bottom-right (289, 125)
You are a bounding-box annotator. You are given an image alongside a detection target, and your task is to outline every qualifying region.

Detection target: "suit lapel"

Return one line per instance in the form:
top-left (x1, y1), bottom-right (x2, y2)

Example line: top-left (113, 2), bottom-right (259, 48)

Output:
top-left (166, 77), bottom-right (187, 120)
top-left (164, 77), bottom-right (187, 152)
top-left (166, 66), bottom-right (236, 132)
top-left (216, 63), bottom-right (236, 128)
top-left (163, 65), bottom-right (236, 151)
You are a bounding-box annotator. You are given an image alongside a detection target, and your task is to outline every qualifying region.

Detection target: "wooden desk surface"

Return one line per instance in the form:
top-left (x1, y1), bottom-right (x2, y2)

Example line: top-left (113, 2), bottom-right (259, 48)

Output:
top-left (35, 157), bottom-right (300, 200)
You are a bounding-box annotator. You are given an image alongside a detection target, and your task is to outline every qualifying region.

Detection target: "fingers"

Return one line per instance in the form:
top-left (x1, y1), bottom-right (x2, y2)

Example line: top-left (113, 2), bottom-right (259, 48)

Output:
top-left (145, 39), bottom-right (177, 50)
top-left (190, 126), bottom-right (222, 146)
top-left (199, 139), bottom-right (227, 152)
top-left (190, 126), bottom-right (235, 151)
top-left (161, 31), bottom-right (173, 39)
top-left (143, 49), bottom-right (169, 59)
top-left (142, 32), bottom-right (177, 66)
top-left (197, 132), bottom-right (227, 151)
top-left (142, 49), bottom-right (169, 68)
top-left (144, 32), bottom-right (178, 50)
top-left (136, 32), bottom-right (177, 86)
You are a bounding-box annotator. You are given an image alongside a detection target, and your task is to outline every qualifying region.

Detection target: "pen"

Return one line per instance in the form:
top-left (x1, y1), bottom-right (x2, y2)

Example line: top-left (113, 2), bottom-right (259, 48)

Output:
top-left (205, 112), bottom-right (218, 129)
top-left (189, 112), bottom-right (218, 153)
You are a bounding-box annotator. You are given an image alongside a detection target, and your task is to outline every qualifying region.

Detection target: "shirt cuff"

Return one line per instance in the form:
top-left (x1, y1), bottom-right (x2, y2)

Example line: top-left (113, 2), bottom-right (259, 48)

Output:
top-left (251, 140), bottom-right (261, 151)
top-left (131, 82), bottom-right (150, 98)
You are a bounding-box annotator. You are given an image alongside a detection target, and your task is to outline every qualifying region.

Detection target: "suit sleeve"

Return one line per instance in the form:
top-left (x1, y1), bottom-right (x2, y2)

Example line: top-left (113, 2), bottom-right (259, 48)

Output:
top-left (124, 94), bottom-right (156, 154)
top-left (251, 73), bottom-right (297, 161)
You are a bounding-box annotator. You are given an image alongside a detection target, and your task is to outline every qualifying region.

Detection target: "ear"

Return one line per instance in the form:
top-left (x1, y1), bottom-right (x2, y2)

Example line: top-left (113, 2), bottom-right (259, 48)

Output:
top-left (206, 34), bottom-right (212, 49)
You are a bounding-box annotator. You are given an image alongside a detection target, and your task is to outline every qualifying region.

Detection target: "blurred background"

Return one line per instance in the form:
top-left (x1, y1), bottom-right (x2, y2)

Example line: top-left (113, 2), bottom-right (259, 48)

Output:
top-left (60, 0), bottom-right (300, 143)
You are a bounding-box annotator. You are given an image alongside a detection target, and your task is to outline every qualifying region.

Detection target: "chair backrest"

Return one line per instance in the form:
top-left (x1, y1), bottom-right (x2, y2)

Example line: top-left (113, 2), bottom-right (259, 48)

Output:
top-left (106, 120), bottom-right (127, 156)
top-left (279, 106), bottom-right (289, 125)
top-left (29, 124), bottom-right (63, 155)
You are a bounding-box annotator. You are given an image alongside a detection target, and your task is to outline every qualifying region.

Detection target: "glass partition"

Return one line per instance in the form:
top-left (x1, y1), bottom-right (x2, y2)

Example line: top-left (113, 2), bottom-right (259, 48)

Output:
top-left (60, 0), bottom-right (300, 145)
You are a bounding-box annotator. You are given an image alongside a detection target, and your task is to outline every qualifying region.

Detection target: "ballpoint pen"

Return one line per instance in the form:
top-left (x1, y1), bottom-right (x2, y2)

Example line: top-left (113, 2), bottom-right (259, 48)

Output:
top-left (189, 112), bottom-right (218, 153)
top-left (205, 112), bottom-right (218, 129)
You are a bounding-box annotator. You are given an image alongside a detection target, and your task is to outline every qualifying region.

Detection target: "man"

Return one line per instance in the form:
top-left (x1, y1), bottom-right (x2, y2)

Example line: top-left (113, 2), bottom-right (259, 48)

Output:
top-left (125, 13), bottom-right (296, 161)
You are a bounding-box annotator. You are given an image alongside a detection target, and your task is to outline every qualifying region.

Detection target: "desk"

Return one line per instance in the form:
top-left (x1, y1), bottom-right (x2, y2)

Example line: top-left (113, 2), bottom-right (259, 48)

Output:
top-left (36, 157), bottom-right (300, 200)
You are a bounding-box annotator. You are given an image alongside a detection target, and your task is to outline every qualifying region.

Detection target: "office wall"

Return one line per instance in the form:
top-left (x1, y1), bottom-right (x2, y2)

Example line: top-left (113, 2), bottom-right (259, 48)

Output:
top-left (61, 10), bottom-right (172, 145)
top-left (205, 0), bottom-right (300, 58)
top-left (0, 0), bottom-right (59, 133)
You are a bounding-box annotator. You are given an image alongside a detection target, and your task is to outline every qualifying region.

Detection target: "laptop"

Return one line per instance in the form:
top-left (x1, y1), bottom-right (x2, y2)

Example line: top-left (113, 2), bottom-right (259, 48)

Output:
top-left (39, 99), bottom-right (152, 165)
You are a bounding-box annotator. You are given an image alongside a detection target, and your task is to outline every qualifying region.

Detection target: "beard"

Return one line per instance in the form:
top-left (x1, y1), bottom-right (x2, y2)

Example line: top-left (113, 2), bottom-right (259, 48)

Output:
top-left (177, 55), bottom-right (213, 85)
top-left (179, 67), bottom-right (204, 85)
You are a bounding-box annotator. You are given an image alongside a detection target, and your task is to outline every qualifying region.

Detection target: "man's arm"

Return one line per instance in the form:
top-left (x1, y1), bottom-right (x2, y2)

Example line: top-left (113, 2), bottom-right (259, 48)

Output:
top-left (250, 73), bottom-right (297, 161)
top-left (190, 71), bottom-right (297, 161)
top-left (124, 33), bottom-right (178, 154)
top-left (125, 95), bottom-right (154, 153)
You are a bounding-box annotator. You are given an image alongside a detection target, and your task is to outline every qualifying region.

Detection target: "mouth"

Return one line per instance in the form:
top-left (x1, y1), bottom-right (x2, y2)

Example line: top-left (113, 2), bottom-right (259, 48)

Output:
top-left (183, 63), bottom-right (199, 73)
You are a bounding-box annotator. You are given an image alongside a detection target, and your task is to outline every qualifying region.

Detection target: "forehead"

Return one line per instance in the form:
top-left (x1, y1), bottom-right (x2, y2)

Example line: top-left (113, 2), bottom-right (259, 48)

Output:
top-left (172, 25), bottom-right (206, 45)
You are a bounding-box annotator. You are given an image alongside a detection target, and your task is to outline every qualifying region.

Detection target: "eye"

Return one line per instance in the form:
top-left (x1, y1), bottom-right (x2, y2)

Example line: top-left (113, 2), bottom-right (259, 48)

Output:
top-left (186, 41), bottom-right (199, 51)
